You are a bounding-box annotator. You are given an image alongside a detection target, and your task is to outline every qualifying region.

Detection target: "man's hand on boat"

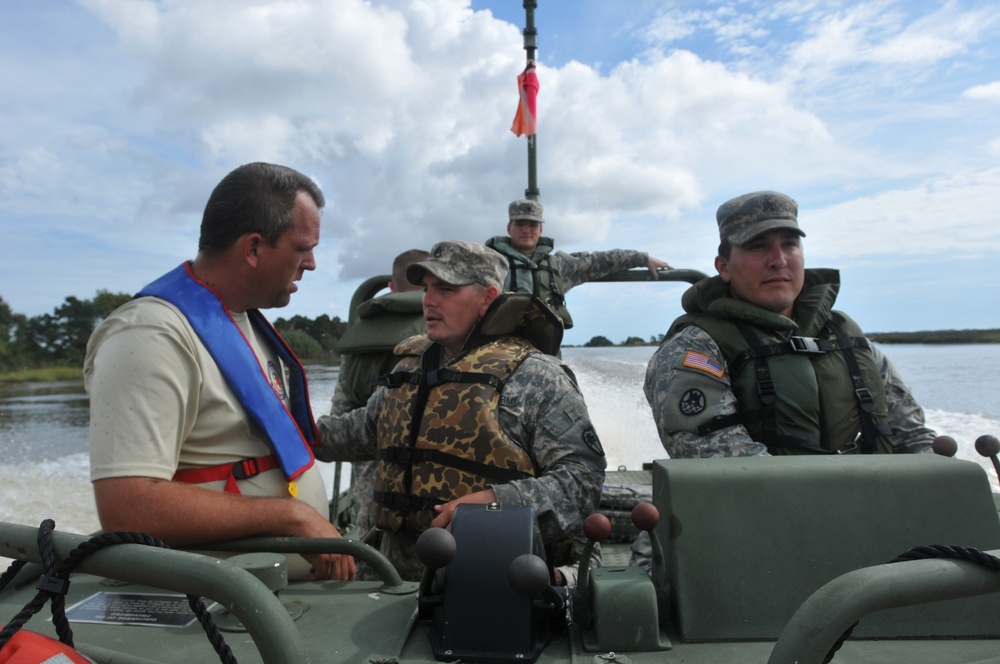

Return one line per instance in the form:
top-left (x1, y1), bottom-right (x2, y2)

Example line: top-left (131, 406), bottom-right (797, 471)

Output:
top-left (647, 256), bottom-right (672, 278)
top-left (294, 506), bottom-right (357, 581)
top-left (430, 488), bottom-right (498, 530)
top-left (92, 476), bottom-right (356, 581)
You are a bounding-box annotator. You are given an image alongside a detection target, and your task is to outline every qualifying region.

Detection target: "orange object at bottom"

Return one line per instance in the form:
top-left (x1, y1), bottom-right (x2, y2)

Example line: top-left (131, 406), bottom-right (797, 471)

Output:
top-left (0, 628), bottom-right (93, 664)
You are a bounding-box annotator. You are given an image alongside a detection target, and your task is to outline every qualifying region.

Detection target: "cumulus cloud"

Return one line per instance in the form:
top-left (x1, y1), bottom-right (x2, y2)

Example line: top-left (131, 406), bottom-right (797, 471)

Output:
top-left (963, 81), bottom-right (1000, 101)
top-left (808, 167), bottom-right (1000, 262)
top-left (2, 0), bottom-right (1000, 339)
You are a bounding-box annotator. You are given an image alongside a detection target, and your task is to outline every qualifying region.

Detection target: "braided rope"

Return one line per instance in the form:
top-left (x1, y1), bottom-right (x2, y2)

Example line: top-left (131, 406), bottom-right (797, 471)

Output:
top-left (0, 521), bottom-right (238, 664)
top-left (0, 558), bottom-right (28, 591)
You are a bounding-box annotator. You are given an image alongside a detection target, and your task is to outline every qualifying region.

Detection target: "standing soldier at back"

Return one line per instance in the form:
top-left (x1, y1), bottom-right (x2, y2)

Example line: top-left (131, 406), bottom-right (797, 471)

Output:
top-left (486, 199), bottom-right (671, 328)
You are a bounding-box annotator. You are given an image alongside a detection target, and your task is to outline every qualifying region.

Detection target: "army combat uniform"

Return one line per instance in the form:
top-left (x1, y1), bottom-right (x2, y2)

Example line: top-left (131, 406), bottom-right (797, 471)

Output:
top-left (644, 269), bottom-right (936, 458)
top-left (488, 199), bottom-right (657, 329)
top-left (330, 289), bottom-right (425, 577)
top-left (315, 294), bottom-right (607, 582)
top-left (486, 235), bottom-right (652, 329)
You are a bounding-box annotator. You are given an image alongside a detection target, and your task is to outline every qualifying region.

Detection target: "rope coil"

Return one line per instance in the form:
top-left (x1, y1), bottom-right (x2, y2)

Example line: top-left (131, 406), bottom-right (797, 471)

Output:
top-left (0, 519), bottom-right (238, 664)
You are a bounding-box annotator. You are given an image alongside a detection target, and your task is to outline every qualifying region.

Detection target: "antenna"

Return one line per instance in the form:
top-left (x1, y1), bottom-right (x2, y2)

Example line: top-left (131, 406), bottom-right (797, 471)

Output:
top-left (522, 1), bottom-right (540, 201)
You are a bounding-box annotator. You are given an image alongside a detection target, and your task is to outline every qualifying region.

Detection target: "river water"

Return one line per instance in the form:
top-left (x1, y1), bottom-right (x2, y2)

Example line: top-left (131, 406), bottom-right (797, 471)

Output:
top-left (2, 344), bottom-right (999, 541)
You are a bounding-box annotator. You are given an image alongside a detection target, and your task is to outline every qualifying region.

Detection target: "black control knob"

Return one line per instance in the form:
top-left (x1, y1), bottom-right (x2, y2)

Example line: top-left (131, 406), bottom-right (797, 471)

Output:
top-left (416, 527), bottom-right (456, 570)
top-left (932, 435), bottom-right (958, 457)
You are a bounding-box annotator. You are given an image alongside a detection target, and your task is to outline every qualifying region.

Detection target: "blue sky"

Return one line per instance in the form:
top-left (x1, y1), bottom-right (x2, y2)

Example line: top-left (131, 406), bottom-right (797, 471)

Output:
top-left (2, 0), bottom-right (999, 345)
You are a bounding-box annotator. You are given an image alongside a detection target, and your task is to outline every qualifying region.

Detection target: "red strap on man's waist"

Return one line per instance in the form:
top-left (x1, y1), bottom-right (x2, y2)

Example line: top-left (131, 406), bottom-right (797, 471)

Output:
top-left (172, 455), bottom-right (280, 495)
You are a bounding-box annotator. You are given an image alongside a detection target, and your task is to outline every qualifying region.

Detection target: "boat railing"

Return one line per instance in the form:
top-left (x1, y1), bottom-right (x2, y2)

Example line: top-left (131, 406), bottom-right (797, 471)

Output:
top-left (187, 536), bottom-right (411, 592)
top-left (593, 267), bottom-right (708, 284)
top-left (0, 523), bottom-right (309, 664)
top-left (767, 551), bottom-right (1000, 664)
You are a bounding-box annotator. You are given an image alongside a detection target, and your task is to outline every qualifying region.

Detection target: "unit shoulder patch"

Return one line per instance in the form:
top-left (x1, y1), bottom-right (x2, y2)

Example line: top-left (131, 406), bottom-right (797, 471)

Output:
top-left (582, 426), bottom-right (604, 456)
top-left (678, 388), bottom-right (707, 416)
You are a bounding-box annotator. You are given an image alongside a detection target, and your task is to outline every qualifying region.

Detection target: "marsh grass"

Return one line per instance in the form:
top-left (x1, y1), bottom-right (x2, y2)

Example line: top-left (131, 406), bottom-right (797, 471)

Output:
top-left (0, 366), bottom-right (83, 383)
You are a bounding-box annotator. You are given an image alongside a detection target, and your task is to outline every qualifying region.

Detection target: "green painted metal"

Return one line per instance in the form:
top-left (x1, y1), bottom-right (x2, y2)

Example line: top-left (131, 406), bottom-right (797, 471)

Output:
top-left (652, 455), bottom-right (1000, 641)
top-left (769, 552), bottom-right (1000, 664)
top-left (592, 268), bottom-right (709, 284)
top-left (5, 455), bottom-right (1000, 663)
top-left (190, 535), bottom-right (410, 592)
top-left (345, 273), bottom-right (391, 327)
top-left (0, 524), bottom-right (308, 664)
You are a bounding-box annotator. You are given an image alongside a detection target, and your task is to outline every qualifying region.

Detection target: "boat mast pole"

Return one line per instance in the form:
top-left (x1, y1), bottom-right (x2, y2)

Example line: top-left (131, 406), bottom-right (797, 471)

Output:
top-left (523, 0), bottom-right (539, 201)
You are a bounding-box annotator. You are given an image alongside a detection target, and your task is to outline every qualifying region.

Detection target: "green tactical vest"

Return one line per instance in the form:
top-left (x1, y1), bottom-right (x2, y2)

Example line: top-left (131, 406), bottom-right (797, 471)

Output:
top-left (336, 290), bottom-right (426, 407)
top-left (485, 236), bottom-right (574, 328)
top-left (670, 269), bottom-right (893, 454)
top-left (371, 335), bottom-right (537, 534)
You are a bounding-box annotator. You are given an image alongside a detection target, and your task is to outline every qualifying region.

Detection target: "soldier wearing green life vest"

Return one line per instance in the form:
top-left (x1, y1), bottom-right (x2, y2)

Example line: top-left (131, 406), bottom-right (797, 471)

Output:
top-left (644, 190), bottom-right (936, 458)
top-left (331, 248), bottom-right (428, 577)
top-left (315, 240), bottom-right (606, 583)
top-left (486, 199), bottom-right (671, 328)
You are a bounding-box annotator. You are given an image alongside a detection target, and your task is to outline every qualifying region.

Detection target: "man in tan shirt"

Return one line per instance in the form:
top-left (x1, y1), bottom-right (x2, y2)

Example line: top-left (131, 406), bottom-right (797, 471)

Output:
top-left (85, 162), bottom-right (354, 580)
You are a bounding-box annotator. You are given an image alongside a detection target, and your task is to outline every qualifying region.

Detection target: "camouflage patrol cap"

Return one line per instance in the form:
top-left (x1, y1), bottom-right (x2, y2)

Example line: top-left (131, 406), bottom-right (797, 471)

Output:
top-left (508, 199), bottom-right (544, 223)
top-left (406, 240), bottom-right (508, 290)
top-left (716, 191), bottom-right (805, 246)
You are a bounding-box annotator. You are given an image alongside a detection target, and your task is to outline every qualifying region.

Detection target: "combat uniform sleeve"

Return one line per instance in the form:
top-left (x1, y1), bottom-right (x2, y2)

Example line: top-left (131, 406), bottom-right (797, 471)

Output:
top-left (492, 354), bottom-right (607, 544)
top-left (313, 387), bottom-right (381, 463)
top-left (554, 249), bottom-right (649, 292)
top-left (643, 325), bottom-right (770, 458)
top-left (871, 343), bottom-right (936, 453)
top-left (329, 376), bottom-right (361, 417)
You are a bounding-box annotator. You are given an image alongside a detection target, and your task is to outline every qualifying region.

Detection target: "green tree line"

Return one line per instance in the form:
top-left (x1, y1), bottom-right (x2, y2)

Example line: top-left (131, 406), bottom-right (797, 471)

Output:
top-left (581, 335), bottom-right (665, 348)
top-left (4, 292), bottom-right (998, 374)
top-left (580, 329), bottom-right (1000, 348)
top-left (0, 292), bottom-right (348, 373)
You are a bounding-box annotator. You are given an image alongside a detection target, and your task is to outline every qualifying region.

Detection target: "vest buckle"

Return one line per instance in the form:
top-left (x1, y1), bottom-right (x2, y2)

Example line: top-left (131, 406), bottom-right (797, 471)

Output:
top-left (232, 457), bottom-right (262, 480)
top-left (855, 387), bottom-right (875, 413)
top-left (788, 336), bottom-right (824, 353)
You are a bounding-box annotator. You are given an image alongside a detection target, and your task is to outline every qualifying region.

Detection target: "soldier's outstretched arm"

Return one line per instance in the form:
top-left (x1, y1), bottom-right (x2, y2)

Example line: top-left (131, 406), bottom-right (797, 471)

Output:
top-left (555, 249), bottom-right (652, 291)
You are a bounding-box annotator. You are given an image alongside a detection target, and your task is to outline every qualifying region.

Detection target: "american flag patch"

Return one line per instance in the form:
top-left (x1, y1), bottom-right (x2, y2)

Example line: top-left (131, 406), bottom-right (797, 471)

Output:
top-left (682, 351), bottom-right (725, 378)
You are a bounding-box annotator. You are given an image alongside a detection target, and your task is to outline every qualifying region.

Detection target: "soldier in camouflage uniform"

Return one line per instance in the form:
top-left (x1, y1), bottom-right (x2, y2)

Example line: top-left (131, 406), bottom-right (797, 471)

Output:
top-left (315, 240), bottom-right (607, 583)
top-left (330, 248), bottom-right (428, 579)
top-left (486, 199), bottom-right (672, 328)
top-left (644, 191), bottom-right (936, 459)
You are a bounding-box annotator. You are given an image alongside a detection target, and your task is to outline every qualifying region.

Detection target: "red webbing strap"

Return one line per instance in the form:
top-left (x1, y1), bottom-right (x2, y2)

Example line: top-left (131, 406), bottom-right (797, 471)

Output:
top-left (172, 455), bottom-right (279, 495)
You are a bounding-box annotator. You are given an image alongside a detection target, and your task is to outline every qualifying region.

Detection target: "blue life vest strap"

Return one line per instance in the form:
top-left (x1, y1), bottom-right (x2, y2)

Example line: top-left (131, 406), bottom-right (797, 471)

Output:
top-left (137, 263), bottom-right (317, 481)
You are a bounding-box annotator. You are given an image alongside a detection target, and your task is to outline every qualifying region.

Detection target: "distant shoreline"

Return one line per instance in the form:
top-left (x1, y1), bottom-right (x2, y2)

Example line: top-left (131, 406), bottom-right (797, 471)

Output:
top-left (866, 329), bottom-right (1000, 345)
top-left (4, 329), bottom-right (998, 383)
top-left (567, 328), bottom-right (1000, 349)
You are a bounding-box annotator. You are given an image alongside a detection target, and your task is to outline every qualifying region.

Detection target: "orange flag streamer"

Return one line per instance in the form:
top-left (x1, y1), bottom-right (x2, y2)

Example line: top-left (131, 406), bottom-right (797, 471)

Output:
top-left (510, 62), bottom-right (539, 137)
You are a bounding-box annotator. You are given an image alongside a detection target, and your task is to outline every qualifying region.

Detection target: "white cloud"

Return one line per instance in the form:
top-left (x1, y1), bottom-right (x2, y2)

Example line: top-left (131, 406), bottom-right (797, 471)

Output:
top-left (2, 0), bottom-right (1000, 337)
top-left (963, 81), bottom-right (1000, 101)
top-left (808, 167), bottom-right (1000, 262)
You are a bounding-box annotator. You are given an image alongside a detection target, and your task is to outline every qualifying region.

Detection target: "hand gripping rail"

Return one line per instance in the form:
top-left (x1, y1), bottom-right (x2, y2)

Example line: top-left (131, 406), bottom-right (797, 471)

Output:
top-left (191, 536), bottom-right (407, 592)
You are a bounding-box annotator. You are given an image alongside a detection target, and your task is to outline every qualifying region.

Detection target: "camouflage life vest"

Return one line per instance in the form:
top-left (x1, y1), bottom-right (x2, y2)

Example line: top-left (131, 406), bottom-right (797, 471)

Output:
top-left (670, 269), bottom-right (893, 454)
top-left (485, 236), bottom-right (574, 328)
top-left (371, 335), bottom-right (537, 534)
